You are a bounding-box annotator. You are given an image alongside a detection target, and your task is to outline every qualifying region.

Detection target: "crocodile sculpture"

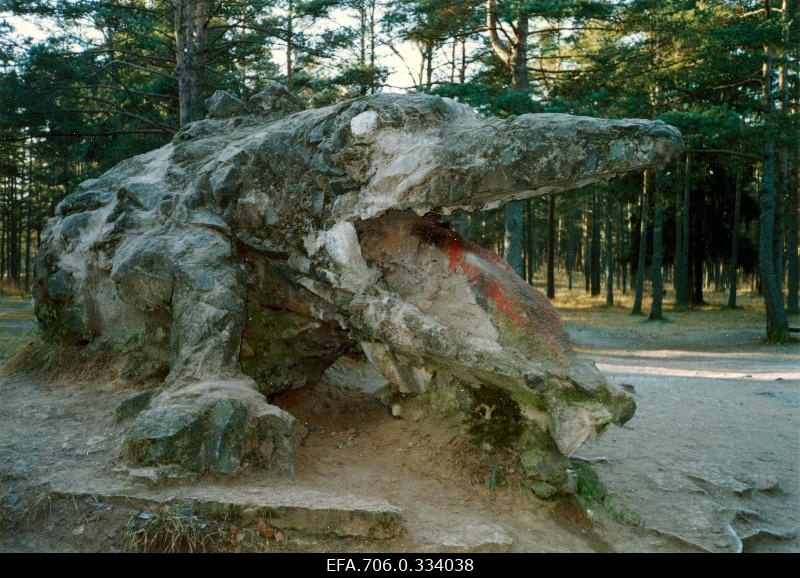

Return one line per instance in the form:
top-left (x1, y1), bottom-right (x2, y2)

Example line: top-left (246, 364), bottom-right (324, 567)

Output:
top-left (33, 84), bottom-right (683, 495)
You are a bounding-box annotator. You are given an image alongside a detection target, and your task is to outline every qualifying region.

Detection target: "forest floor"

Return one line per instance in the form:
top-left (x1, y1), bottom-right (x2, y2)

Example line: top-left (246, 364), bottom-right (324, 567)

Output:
top-left (0, 290), bottom-right (797, 553)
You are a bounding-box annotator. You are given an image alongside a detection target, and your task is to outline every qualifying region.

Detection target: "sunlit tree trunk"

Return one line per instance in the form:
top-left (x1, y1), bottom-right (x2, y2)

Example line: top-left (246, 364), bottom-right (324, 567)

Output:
top-left (728, 170), bottom-right (743, 308)
top-left (759, 0), bottom-right (790, 341)
top-left (174, 0), bottom-right (207, 127)
top-left (632, 171), bottom-right (650, 315)
top-left (486, 0), bottom-right (529, 91)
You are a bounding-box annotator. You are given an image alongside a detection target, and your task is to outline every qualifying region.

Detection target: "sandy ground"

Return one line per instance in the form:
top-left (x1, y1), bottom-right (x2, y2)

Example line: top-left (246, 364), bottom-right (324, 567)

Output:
top-left (559, 292), bottom-right (800, 553)
top-left (0, 291), bottom-right (797, 552)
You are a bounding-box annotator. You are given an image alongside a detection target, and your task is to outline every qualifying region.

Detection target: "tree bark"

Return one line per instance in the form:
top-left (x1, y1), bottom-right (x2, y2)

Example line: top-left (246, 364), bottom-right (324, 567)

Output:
top-left (286, 0), bottom-right (294, 85)
top-left (460, 38), bottom-right (467, 84)
top-left (675, 153), bottom-right (691, 309)
top-left (504, 200), bottom-right (525, 278)
top-left (486, 0), bottom-right (529, 90)
top-left (728, 170), bottom-right (742, 308)
top-left (785, 0), bottom-right (798, 312)
top-left (369, 0), bottom-right (376, 72)
top-left (590, 189), bottom-right (601, 296)
top-left (583, 196), bottom-right (590, 292)
top-left (632, 171), bottom-right (650, 315)
top-left (649, 170), bottom-right (664, 319)
top-left (566, 197), bottom-right (577, 291)
top-left (758, 0), bottom-right (790, 341)
top-left (605, 191), bottom-right (614, 306)
top-left (547, 195), bottom-right (556, 298)
top-left (425, 41), bottom-right (434, 91)
top-left (788, 174), bottom-right (799, 313)
top-left (775, 0), bottom-right (790, 289)
top-left (526, 198), bottom-right (536, 284)
top-left (619, 198), bottom-right (627, 294)
top-left (174, 0), bottom-right (207, 127)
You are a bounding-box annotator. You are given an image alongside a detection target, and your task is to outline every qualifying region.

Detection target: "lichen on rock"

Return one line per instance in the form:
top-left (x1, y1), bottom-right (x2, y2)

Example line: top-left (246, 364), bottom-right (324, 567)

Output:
top-left (33, 87), bottom-right (682, 490)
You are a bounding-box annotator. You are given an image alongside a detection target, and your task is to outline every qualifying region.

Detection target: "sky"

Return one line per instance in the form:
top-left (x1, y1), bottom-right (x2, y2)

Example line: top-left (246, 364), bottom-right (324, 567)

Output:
top-left (2, 8), bottom-right (483, 93)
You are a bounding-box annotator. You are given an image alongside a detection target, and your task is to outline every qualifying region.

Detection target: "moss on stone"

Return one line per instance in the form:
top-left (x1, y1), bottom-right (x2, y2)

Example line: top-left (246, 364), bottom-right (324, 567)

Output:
top-left (465, 385), bottom-right (524, 450)
top-left (571, 460), bottom-right (607, 504)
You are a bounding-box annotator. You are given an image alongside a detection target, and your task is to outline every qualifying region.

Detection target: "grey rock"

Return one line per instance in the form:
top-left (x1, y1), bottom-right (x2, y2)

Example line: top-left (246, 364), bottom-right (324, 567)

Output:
top-left (205, 90), bottom-right (246, 119)
top-left (530, 482), bottom-right (558, 499)
top-left (248, 82), bottom-right (303, 118)
top-left (743, 474), bottom-right (780, 493)
top-left (741, 526), bottom-right (797, 552)
top-left (115, 389), bottom-right (157, 421)
top-left (126, 464), bottom-right (197, 485)
top-left (124, 384), bottom-right (305, 475)
top-left (685, 469), bottom-right (754, 497)
top-left (422, 522), bottom-right (514, 553)
top-left (33, 91), bottom-right (683, 486)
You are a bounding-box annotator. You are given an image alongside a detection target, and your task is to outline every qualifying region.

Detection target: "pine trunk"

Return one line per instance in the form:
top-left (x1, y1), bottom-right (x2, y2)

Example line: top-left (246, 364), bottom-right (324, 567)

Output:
top-left (649, 170), bottom-right (664, 320)
top-left (590, 190), bottom-right (601, 296)
top-left (605, 192), bottom-right (614, 306)
top-left (728, 170), bottom-right (742, 308)
top-left (632, 171), bottom-right (650, 315)
top-left (547, 195), bottom-right (556, 298)
top-left (759, 1), bottom-right (790, 341)
top-left (675, 154), bottom-right (691, 309)
top-left (504, 201), bottom-right (525, 278)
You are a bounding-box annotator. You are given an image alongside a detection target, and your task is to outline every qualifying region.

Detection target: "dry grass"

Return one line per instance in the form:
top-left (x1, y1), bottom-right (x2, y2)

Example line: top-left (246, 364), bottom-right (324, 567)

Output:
top-left (121, 504), bottom-right (230, 553)
top-left (0, 279), bottom-right (31, 298)
top-left (2, 338), bottom-right (120, 382)
top-left (552, 285), bottom-right (800, 331)
top-left (121, 503), bottom-right (292, 553)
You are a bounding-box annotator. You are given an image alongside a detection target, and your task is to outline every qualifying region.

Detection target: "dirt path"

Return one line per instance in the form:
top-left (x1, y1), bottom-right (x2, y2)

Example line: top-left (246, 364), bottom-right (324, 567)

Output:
top-left (1, 294), bottom-right (796, 552)
top-left (561, 299), bottom-right (800, 553)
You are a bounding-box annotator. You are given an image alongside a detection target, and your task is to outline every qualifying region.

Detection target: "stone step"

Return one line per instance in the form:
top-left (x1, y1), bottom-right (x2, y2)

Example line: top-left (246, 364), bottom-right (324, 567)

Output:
top-left (417, 523), bottom-right (514, 553)
top-left (48, 480), bottom-right (403, 540)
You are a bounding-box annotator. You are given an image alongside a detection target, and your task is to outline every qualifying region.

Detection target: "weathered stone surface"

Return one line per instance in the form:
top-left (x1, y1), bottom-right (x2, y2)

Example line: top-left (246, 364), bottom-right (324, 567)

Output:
top-left (123, 380), bottom-right (305, 475)
top-left (33, 88), bottom-right (682, 487)
top-left (47, 486), bottom-right (403, 540)
top-left (206, 90), bottom-right (246, 119)
top-left (115, 389), bottom-right (156, 422)
top-left (419, 522), bottom-right (514, 553)
top-left (248, 82), bottom-right (303, 118)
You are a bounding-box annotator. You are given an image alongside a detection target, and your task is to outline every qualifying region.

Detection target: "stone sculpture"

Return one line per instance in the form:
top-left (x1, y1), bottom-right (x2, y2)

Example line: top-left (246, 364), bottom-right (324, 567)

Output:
top-left (33, 84), bottom-right (683, 494)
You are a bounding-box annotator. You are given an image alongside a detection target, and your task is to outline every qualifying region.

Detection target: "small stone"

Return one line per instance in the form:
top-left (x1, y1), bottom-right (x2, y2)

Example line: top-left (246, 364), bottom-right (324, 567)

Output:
top-left (72, 525), bottom-right (85, 536)
top-left (274, 531), bottom-right (285, 542)
top-left (137, 511), bottom-right (155, 521)
top-left (205, 90), bottom-right (246, 119)
top-left (115, 389), bottom-right (156, 422)
top-left (248, 82), bottom-right (302, 118)
top-left (530, 482), bottom-right (557, 499)
top-left (744, 474), bottom-right (780, 493)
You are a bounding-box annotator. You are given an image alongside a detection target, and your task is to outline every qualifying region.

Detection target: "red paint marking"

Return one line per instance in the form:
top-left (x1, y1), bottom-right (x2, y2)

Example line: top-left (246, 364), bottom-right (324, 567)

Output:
top-left (436, 228), bottom-right (570, 357)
